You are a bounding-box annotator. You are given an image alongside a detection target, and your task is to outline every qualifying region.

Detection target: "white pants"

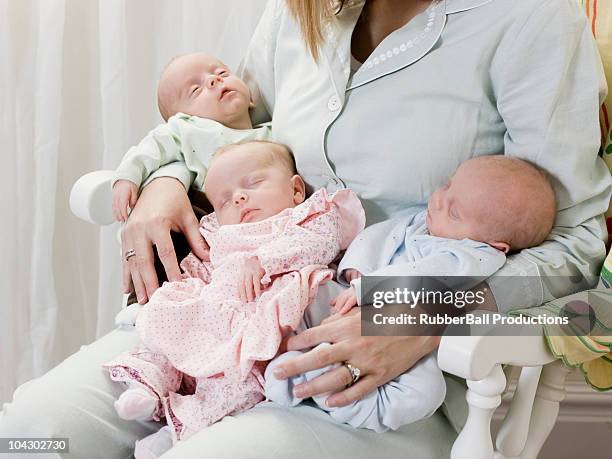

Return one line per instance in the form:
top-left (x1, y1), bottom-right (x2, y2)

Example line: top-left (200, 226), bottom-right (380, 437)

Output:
top-left (0, 284), bottom-right (465, 459)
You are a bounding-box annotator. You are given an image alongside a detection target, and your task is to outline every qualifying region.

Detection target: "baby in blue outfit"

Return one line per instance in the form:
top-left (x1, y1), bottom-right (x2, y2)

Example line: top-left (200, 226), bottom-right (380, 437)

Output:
top-left (265, 155), bottom-right (557, 432)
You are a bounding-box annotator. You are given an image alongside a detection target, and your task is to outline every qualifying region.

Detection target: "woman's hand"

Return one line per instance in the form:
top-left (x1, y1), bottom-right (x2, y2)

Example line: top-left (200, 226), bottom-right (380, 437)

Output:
top-left (273, 309), bottom-right (441, 407)
top-left (121, 177), bottom-right (209, 303)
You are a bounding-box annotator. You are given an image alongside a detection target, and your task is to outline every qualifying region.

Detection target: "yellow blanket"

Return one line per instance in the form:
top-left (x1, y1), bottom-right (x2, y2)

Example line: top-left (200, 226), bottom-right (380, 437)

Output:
top-left (511, 289), bottom-right (612, 391)
top-left (578, 0), bottom-right (612, 217)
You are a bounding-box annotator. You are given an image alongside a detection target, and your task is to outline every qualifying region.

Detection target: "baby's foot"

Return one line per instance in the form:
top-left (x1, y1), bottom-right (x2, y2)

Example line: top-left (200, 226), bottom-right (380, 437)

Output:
top-left (114, 387), bottom-right (158, 421)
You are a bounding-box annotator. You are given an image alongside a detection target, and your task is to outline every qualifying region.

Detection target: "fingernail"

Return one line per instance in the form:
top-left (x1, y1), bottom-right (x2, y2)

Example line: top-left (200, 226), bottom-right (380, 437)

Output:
top-left (293, 386), bottom-right (305, 398)
top-left (273, 368), bottom-right (286, 379)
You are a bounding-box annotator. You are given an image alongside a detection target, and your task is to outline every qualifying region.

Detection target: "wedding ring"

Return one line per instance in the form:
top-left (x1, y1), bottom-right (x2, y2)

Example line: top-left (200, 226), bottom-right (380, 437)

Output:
top-left (124, 249), bottom-right (136, 262)
top-left (344, 362), bottom-right (361, 387)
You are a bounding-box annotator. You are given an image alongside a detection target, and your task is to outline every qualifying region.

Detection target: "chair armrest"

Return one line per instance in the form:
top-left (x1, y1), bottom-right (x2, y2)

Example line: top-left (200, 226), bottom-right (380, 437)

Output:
top-left (69, 170), bottom-right (115, 225)
top-left (438, 314), bottom-right (560, 459)
top-left (438, 324), bottom-right (556, 380)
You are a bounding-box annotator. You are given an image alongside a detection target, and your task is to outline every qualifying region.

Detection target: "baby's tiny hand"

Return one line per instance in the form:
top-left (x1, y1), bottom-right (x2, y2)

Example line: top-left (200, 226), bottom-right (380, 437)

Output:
top-left (331, 287), bottom-right (358, 315)
top-left (112, 180), bottom-right (139, 222)
top-left (343, 269), bottom-right (362, 283)
top-left (239, 257), bottom-right (265, 302)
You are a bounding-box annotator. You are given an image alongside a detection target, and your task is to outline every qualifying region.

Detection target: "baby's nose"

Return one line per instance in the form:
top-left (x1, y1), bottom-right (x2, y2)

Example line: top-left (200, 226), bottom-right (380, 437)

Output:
top-left (233, 191), bottom-right (247, 205)
top-left (207, 74), bottom-right (223, 88)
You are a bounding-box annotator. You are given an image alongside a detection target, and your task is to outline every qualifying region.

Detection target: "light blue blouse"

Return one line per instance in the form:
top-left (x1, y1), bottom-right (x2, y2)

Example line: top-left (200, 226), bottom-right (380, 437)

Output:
top-left (156, 0), bottom-right (611, 313)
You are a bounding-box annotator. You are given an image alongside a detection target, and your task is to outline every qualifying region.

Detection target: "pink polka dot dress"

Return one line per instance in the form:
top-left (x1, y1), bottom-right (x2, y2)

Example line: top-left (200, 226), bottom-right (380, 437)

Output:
top-left (103, 188), bottom-right (365, 441)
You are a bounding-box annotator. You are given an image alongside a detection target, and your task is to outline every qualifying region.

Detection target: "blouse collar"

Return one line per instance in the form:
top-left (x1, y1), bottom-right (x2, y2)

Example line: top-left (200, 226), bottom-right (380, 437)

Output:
top-left (445, 0), bottom-right (493, 14)
top-left (321, 0), bottom-right (493, 93)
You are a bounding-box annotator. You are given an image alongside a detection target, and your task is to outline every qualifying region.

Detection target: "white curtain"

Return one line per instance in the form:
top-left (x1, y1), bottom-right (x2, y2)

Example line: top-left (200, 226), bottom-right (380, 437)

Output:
top-left (0, 0), bottom-right (267, 404)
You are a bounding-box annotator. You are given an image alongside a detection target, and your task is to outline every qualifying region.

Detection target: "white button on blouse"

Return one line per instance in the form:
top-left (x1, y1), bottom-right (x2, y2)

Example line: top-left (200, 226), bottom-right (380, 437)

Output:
top-left (327, 96), bottom-right (341, 112)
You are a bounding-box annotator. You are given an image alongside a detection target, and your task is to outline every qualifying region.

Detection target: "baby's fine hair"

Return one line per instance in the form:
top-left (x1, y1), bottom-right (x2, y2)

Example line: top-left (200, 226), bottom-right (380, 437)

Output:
top-left (473, 155), bottom-right (557, 251)
top-left (212, 140), bottom-right (298, 176)
top-left (157, 56), bottom-right (183, 122)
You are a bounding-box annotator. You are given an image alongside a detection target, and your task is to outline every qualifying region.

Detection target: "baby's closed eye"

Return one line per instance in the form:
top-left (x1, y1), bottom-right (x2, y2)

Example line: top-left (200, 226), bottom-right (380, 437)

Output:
top-left (246, 178), bottom-right (263, 188)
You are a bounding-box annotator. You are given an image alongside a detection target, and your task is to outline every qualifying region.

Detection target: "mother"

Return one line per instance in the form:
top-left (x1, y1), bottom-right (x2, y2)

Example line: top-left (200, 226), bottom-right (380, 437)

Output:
top-left (1, 0), bottom-right (609, 457)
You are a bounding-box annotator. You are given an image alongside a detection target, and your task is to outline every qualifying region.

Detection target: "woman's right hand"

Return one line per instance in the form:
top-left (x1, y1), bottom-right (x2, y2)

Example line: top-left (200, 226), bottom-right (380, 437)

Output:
top-left (274, 309), bottom-right (441, 407)
top-left (121, 177), bottom-right (210, 303)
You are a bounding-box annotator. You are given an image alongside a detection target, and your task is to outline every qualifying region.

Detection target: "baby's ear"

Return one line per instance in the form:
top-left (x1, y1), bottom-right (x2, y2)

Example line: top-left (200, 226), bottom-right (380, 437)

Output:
top-left (291, 175), bottom-right (306, 204)
top-left (489, 241), bottom-right (510, 254)
top-left (249, 99), bottom-right (256, 109)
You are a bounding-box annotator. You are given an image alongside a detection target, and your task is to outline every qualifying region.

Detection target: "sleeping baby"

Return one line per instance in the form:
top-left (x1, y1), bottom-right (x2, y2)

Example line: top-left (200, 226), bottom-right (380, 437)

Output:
top-left (111, 52), bottom-right (271, 221)
top-left (104, 140), bottom-right (366, 458)
top-left (265, 155), bottom-right (557, 432)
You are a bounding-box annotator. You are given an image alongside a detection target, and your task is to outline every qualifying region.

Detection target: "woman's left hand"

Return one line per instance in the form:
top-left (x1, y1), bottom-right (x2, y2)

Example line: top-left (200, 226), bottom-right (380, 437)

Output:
top-left (273, 309), bottom-right (441, 407)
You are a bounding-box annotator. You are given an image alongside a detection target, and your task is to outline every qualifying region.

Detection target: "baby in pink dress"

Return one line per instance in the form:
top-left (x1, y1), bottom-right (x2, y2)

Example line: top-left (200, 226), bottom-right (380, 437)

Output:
top-left (103, 140), bottom-right (365, 452)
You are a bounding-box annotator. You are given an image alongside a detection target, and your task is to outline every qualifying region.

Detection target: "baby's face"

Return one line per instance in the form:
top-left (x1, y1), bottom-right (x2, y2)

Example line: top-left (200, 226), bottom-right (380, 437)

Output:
top-left (204, 143), bottom-right (305, 226)
top-left (427, 162), bottom-right (494, 243)
top-left (158, 53), bottom-right (251, 126)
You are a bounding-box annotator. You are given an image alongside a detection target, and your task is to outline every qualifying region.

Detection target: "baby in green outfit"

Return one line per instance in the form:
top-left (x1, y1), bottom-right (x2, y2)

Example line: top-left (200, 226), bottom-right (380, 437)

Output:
top-left (112, 53), bottom-right (271, 221)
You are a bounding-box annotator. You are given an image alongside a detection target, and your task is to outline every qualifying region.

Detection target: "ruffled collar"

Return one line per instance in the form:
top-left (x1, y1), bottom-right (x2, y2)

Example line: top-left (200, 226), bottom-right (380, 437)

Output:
top-left (199, 188), bottom-right (365, 250)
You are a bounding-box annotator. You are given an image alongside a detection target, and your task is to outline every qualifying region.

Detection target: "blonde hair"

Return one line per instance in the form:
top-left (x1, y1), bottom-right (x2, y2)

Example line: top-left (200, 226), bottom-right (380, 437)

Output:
top-left (286, 0), bottom-right (345, 61)
top-left (212, 140), bottom-right (297, 175)
top-left (287, 0), bottom-right (443, 61)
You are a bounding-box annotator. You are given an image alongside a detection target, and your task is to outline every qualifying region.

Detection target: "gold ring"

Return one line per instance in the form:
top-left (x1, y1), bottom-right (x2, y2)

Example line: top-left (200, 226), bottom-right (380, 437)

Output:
top-left (344, 362), bottom-right (361, 387)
